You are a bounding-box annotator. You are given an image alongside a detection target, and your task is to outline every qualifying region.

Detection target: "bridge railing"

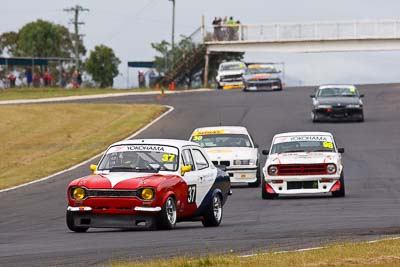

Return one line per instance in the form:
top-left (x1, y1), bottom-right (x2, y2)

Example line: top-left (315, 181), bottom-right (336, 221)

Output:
top-left (204, 20), bottom-right (400, 43)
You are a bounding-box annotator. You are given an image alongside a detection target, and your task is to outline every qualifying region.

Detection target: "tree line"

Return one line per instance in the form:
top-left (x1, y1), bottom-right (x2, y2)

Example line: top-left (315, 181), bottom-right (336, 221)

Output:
top-left (0, 19), bottom-right (120, 88)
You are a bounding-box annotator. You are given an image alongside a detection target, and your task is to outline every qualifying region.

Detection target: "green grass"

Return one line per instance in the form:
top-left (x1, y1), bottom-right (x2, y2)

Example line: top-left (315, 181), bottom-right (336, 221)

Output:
top-left (111, 238), bottom-right (400, 267)
top-left (0, 103), bottom-right (166, 189)
top-left (0, 87), bottom-right (157, 101)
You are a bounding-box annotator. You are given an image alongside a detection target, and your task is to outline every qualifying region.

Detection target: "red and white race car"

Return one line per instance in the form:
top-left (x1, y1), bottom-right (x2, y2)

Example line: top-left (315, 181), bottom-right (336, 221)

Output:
top-left (66, 139), bottom-right (231, 232)
top-left (261, 132), bottom-right (345, 199)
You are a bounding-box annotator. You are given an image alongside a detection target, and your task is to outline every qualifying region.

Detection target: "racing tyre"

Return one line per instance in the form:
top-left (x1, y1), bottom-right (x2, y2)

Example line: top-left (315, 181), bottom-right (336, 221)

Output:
top-left (217, 83), bottom-right (222, 90)
top-left (261, 176), bottom-right (277, 199)
top-left (156, 196), bottom-right (177, 230)
top-left (312, 112), bottom-right (319, 123)
top-left (332, 172), bottom-right (345, 198)
top-left (248, 164), bottom-right (261, 187)
top-left (202, 194), bottom-right (223, 227)
top-left (66, 211), bottom-right (89, 233)
top-left (358, 113), bottom-right (364, 122)
top-left (274, 80), bottom-right (283, 91)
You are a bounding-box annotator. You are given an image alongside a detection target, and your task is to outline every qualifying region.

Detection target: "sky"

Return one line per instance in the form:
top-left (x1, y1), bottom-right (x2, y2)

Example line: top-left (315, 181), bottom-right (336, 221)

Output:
top-left (2, 0), bottom-right (400, 88)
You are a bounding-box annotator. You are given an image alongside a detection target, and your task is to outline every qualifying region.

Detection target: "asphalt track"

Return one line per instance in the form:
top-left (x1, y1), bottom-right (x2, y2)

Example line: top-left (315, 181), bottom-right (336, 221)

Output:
top-left (1, 84), bottom-right (400, 266)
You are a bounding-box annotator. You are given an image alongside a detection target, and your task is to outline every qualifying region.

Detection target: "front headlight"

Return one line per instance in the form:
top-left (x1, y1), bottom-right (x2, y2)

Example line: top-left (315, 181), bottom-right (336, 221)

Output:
top-left (326, 164), bottom-right (337, 174)
top-left (346, 104), bottom-right (361, 108)
top-left (317, 104), bottom-right (332, 109)
top-left (140, 188), bottom-right (155, 200)
top-left (268, 165), bottom-right (279, 175)
top-left (71, 187), bottom-right (86, 200)
top-left (233, 159), bottom-right (256, 165)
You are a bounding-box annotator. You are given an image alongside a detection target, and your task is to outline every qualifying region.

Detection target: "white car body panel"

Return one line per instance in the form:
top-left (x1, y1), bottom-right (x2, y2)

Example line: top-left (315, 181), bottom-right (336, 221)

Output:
top-left (190, 126), bottom-right (259, 184)
top-left (263, 132), bottom-right (343, 195)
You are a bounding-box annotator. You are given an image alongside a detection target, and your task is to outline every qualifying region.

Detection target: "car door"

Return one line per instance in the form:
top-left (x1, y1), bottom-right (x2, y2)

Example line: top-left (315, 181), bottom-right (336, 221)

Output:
top-left (190, 148), bottom-right (217, 207)
top-left (181, 148), bottom-right (200, 207)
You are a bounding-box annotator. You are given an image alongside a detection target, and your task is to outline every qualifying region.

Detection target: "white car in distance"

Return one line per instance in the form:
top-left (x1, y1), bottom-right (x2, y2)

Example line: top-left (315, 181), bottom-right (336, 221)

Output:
top-left (190, 126), bottom-right (260, 187)
top-left (262, 132), bottom-right (345, 199)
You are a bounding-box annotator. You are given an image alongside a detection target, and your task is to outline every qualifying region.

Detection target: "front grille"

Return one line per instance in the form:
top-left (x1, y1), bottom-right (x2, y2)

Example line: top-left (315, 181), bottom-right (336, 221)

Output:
top-left (220, 161), bottom-right (231, 167)
top-left (278, 164), bottom-right (327, 176)
top-left (212, 160), bottom-right (231, 167)
top-left (287, 181), bottom-right (318, 190)
top-left (87, 189), bottom-right (137, 198)
top-left (221, 74), bottom-right (242, 82)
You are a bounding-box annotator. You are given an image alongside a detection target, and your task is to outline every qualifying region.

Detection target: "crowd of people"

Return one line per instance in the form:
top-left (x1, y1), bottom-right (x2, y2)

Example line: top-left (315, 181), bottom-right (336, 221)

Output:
top-left (212, 16), bottom-right (242, 41)
top-left (0, 67), bottom-right (83, 89)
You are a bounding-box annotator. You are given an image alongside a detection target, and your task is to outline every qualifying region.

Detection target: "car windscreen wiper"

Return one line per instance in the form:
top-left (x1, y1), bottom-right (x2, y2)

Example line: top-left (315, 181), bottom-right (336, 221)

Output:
top-left (108, 166), bottom-right (158, 173)
top-left (282, 150), bottom-right (305, 153)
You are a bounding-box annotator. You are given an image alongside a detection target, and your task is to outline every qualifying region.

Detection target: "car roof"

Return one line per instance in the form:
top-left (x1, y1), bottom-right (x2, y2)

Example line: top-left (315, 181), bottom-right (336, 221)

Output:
top-left (110, 139), bottom-right (200, 149)
top-left (220, 61), bottom-right (244, 65)
top-left (191, 126), bottom-right (249, 135)
top-left (274, 131), bottom-right (333, 138)
top-left (318, 84), bottom-right (356, 89)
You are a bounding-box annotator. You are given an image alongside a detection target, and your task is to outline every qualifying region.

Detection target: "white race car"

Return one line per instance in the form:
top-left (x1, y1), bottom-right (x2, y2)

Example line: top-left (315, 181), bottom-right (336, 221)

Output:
top-left (262, 132), bottom-right (345, 199)
top-left (190, 126), bottom-right (260, 187)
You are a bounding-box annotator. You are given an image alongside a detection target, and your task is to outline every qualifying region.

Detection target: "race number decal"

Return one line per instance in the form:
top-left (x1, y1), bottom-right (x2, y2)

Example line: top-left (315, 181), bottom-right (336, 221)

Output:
top-left (161, 154), bottom-right (175, 162)
top-left (187, 185), bottom-right (197, 204)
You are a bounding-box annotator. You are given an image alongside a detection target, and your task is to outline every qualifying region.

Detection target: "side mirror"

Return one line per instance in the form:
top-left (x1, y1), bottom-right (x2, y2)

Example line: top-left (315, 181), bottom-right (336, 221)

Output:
top-left (181, 165), bottom-right (192, 176)
top-left (262, 149), bottom-right (269, 155)
top-left (215, 164), bottom-right (227, 171)
top-left (338, 148), bottom-right (345, 153)
top-left (310, 94), bottom-right (315, 98)
top-left (90, 164), bottom-right (97, 173)
top-left (360, 94), bottom-right (365, 98)
top-left (254, 143), bottom-right (259, 148)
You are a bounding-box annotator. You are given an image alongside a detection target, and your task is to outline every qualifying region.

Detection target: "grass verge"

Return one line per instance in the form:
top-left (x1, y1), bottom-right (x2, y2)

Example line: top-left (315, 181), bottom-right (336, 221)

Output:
top-left (0, 87), bottom-right (156, 101)
top-left (0, 103), bottom-right (166, 189)
top-left (112, 238), bottom-right (400, 267)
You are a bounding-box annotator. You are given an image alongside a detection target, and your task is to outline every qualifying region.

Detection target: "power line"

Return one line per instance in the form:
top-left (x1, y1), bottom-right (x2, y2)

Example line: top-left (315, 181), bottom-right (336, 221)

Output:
top-left (63, 5), bottom-right (89, 70)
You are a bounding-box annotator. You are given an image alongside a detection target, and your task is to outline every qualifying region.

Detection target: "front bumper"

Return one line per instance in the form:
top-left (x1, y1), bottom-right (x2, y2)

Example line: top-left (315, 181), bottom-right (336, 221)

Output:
top-left (265, 175), bottom-right (340, 195)
top-left (67, 205), bottom-right (161, 228)
top-left (314, 107), bottom-right (363, 121)
top-left (244, 79), bottom-right (281, 90)
top-left (226, 168), bottom-right (258, 183)
top-left (218, 81), bottom-right (243, 89)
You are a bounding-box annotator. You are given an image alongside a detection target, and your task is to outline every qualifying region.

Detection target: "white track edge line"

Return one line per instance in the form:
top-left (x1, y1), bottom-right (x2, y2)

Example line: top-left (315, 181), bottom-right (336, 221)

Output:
top-left (239, 235), bottom-right (400, 258)
top-left (0, 105), bottom-right (175, 193)
top-left (0, 88), bottom-right (213, 105)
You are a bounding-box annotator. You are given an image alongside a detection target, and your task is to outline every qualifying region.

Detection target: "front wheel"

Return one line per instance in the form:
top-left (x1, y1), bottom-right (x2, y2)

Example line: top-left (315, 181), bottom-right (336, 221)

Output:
top-left (261, 176), bottom-right (278, 199)
top-left (202, 194), bottom-right (223, 227)
top-left (248, 165), bottom-right (261, 187)
top-left (156, 196), bottom-right (177, 230)
top-left (66, 211), bottom-right (89, 232)
top-left (332, 173), bottom-right (345, 197)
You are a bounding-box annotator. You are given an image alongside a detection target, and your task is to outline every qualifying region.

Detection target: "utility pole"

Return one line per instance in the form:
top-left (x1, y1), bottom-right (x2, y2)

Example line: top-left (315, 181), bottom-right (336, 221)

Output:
top-left (168, 0), bottom-right (175, 65)
top-left (64, 5), bottom-right (89, 70)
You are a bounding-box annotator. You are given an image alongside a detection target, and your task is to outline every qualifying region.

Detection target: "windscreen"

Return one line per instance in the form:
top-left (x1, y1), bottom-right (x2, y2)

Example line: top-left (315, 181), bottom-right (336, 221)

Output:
top-left (246, 66), bottom-right (278, 74)
top-left (191, 133), bottom-right (252, 148)
top-left (271, 135), bottom-right (335, 154)
top-left (220, 63), bottom-right (246, 71)
top-left (98, 144), bottom-right (179, 172)
top-left (317, 87), bottom-right (359, 97)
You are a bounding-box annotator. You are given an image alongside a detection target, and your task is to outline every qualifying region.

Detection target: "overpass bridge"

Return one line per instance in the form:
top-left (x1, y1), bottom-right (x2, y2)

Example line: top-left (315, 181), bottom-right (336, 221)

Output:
top-left (199, 20), bottom-right (400, 86)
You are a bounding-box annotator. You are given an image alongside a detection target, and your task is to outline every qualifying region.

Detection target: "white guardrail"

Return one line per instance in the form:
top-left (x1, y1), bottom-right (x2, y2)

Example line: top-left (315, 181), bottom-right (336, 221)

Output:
top-left (204, 20), bottom-right (400, 43)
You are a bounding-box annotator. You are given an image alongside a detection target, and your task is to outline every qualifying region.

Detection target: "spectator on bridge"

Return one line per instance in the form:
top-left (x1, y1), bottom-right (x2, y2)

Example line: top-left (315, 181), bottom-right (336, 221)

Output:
top-left (226, 16), bottom-right (236, 41)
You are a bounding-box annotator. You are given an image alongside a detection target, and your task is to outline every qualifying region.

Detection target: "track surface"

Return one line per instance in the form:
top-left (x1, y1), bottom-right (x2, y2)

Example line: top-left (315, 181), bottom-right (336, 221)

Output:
top-left (1, 84), bottom-right (400, 266)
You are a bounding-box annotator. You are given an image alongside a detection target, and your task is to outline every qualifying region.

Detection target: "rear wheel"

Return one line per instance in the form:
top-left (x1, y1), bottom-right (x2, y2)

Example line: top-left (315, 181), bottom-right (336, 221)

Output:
top-left (332, 172), bottom-right (345, 197)
top-left (261, 176), bottom-right (278, 199)
top-left (156, 196), bottom-right (177, 230)
top-left (66, 211), bottom-right (89, 233)
top-left (273, 80), bottom-right (283, 91)
top-left (202, 194), bottom-right (223, 227)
